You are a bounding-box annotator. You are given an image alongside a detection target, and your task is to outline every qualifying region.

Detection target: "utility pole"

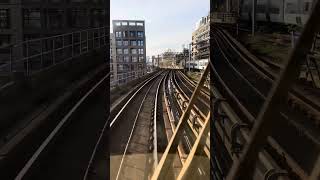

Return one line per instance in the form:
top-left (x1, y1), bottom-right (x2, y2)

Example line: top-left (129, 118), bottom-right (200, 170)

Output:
top-left (188, 43), bottom-right (191, 72)
top-left (252, 0), bottom-right (257, 36)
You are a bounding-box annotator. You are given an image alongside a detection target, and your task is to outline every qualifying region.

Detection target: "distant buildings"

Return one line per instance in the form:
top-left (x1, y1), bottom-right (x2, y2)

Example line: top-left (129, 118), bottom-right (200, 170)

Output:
top-left (152, 55), bottom-right (160, 67)
top-left (192, 14), bottom-right (210, 61)
top-left (111, 20), bottom-right (146, 86)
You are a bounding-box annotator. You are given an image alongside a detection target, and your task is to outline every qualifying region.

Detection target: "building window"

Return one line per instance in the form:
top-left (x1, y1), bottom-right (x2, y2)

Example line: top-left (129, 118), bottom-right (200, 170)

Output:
top-left (129, 31), bottom-right (136, 37)
top-left (70, 9), bottom-right (87, 27)
top-left (132, 56), bottom-right (138, 62)
top-left (115, 22), bottom-right (121, 26)
top-left (124, 56), bottom-right (129, 62)
top-left (137, 31), bottom-right (144, 38)
top-left (131, 40), bottom-right (137, 46)
top-left (116, 40), bottom-right (122, 46)
top-left (124, 48), bottom-right (129, 54)
top-left (137, 40), bottom-right (144, 46)
top-left (117, 56), bottom-right (123, 62)
top-left (121, 22), bottom-right (128, 26)
top-left (131, 48), bottom-right (137, 54)
top-left (136, 22), bottom-right (143, 26)
top-left (138, 49), bottom-right (144, 54)
top-left (47, 9), bottom-right (64, 29)
top-left (117, 64), bottom-right (124, 71)
top-left (117, 48), bottom-right (123, 54)
top-left (129, 22), bottom-right (136, 26)
top-left (123, 40), bottom-right (129, 46)
top-left (122, 31), bottom-right (128, 38)
top-left (0, 9), bottom-right (10, 29)
top-left (139, 56), bottom-right (144, 62)
top-left (23, 9), bottom-right (41, 28)
top-left (115, 31), bottom-right (122, 38)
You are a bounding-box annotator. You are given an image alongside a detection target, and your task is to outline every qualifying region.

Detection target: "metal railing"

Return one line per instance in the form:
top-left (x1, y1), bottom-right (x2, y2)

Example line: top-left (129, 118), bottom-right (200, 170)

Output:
top-left (110, 68), bottom-right (148, 88)
top-left (0, 26), bottom-right (108, 76)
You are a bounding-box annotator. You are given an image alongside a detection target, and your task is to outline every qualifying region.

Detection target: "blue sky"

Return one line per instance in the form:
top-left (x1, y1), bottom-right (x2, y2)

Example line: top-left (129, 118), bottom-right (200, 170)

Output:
top-left (111, 0), bottom-right (210, 57)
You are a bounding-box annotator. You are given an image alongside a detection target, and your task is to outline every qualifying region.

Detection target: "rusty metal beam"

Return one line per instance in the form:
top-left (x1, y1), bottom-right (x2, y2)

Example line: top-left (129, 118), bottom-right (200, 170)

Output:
top-left (226, 0), bottom-right (320, 179)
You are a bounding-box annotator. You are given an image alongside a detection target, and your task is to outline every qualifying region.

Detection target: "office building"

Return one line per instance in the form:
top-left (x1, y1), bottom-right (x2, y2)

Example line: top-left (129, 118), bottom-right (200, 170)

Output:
top-left (192, 14), bottom-right (210, 60)
top-left (111, 20), bottom-right (146, 85)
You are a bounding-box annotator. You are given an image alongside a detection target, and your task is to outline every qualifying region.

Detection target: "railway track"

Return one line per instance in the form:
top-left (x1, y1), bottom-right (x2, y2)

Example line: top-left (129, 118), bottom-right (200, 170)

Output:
top-left (84, 71), bottom-right (166, 180)
top-left (11, 71), bottom-right (110, 180)
top-left (162, 70), bottom-right (210, 178)
top-left (211, 26), bottom-right (320, 179)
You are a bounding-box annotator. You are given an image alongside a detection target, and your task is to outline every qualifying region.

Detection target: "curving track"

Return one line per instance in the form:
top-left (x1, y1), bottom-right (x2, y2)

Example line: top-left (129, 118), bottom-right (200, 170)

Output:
top-left (163, 70), bottom-right (210, 179)
top-left (12, 71), bottom-right (110, 180)
top-left (211, 26), bottom-right (320, 179)
top-left (85, 71), bottom-right (167, 180)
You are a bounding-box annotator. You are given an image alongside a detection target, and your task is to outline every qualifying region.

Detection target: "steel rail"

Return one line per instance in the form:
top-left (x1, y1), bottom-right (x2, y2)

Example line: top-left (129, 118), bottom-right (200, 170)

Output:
top-left (115, 75), bottom-right (162, 180)
top-left (174, 72), bottom-right (210, 109)
top-left (153, 72), bottom-right (167, 169)
top-left (171, 72), bottom-right (206, 128)
top-left (210, 54), bottom-right (309, 178)
top-left (213, 29), bottom-right (320, 147)
top-left (217, 26), bottom-right (320, 113)
top-left (208, 62), bottom-right (292, 179)
top-left (152, 65), bottom-right (210, 180)
top-left (109, 71), bottom-right (163, 127)
top-left (213, 21), bottom-right (320, 178)
top-left (163, 71), bottom-right (188, 165)
top-left (226, 0), bottom-right (320, 178)
top-left (165, 71), bottom-right (210, 178)
top-left (173, 72), bottom-right (208, 117)
top-left (177, 71), bottom-right (210, 98)
top-left (212, 35), bottom-right (312, 175)
top-left (15, 72), bottom-right (110, 180)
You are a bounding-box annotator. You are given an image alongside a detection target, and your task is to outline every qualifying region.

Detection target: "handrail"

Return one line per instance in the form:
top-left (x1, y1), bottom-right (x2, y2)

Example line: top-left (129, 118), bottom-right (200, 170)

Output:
top-left (0, 26), bottom-right (108, 76)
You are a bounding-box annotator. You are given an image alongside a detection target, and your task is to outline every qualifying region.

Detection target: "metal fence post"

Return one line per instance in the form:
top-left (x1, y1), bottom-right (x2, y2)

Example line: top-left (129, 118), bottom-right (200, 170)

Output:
top-left (26, 42), bottom-right (29, 76)
top-left (80, 32), bottom-right (82, 55)
top-left (52, 39), bottom-right (55, 65)
top-left (40, 39), bottom-right (43, 69)
top-left (71, 32), bottom-right (74, 58)
top-left (98, 28), bottom-right (101, 48)
top-left (9, 45), bottom-right (13, 73)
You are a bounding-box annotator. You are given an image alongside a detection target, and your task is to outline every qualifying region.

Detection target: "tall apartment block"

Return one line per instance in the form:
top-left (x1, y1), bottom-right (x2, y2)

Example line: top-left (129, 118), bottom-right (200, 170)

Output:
top-left (192, 14), bottom-right (210, 60)
top-left (0, 0), bottom-right (107, 63)
top-left (111, 20), bottom-right (146, 86)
